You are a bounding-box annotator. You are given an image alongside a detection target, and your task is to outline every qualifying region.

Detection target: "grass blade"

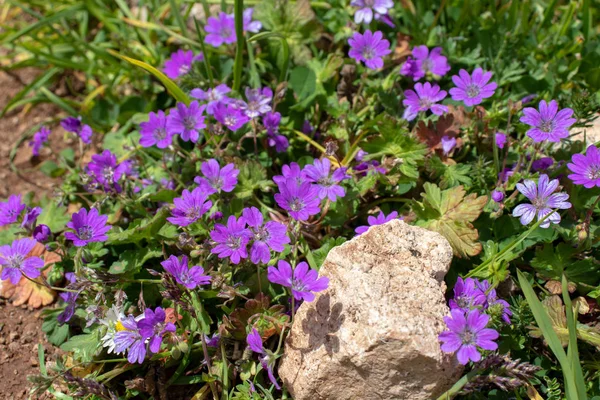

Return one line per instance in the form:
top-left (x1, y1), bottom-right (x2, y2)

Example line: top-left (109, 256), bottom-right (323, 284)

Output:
top-left (232, 0), bottom-right (245, 92)
top-left (0, 67), bottom-right (59, 117)
top-left (517, 270), bottom-right (578, 399)
top-left (247, 31), bottom-right (290, 83)
top-left (2, 3), bottom-right (85, 44)
top-left (168, 0), bottom-right (188, 38)
top-left (562, 275), bottom-right (587, 400)
top-left (108, 50), bottom-right (190, 105)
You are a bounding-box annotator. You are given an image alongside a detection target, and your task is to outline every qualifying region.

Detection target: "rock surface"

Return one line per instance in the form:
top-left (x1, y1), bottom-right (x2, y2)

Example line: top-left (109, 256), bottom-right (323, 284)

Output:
top-left (278, 219), bottom-right (462, 400)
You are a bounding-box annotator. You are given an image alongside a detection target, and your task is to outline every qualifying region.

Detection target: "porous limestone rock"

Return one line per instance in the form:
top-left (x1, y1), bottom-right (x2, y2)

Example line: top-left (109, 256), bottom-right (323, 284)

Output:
top-left (278, 219), bottom-right (462, 400)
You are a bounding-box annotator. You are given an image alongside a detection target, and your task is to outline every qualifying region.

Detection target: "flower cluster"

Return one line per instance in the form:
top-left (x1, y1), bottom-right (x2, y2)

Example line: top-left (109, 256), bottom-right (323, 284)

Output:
top-left (439, 277), bottom-right (510, 365)
top-left (205, 8), bottom-right (261, 47)
top-left (114, 307), bottom-right (175, 364)
top-left (274, 159), bottom-right (350, 221)
top-left (210, 209), bottom-right (290, 265)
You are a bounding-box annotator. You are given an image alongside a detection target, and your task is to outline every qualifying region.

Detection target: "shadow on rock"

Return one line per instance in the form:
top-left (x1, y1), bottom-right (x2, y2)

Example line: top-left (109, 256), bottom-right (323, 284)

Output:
top-left (300, 294), bottom-right (344, 356)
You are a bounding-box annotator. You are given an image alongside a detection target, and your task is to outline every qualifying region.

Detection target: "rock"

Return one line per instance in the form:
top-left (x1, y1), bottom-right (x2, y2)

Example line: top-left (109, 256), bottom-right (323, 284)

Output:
top-left (278, 219), bottom-right (462, 400)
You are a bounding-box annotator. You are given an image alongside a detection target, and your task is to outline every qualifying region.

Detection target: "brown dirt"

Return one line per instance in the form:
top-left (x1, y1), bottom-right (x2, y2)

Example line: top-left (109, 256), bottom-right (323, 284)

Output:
top-left (0, 69), bottom-right (65, 399)
top-left (0, 68), bottom-right (67, 199)
top-left (0, 300), bottom-right (58, 400)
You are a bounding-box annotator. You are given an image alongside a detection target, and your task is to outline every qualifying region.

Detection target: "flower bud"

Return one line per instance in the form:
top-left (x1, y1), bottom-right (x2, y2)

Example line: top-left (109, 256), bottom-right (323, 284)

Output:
top-left (33, 224), bottom-right (52, 243)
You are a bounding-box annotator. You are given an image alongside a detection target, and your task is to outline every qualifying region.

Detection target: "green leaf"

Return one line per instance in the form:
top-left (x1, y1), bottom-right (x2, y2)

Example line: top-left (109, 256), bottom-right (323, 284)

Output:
top-left (107, 207), bottom-right (170, 245)
top-left (37, 200), bottom-right (70, 233)
top-left (289, 66), bottom-right (317, 102)
top-left (41, 309), bottom-right (70, 346)
top-left (39, 161), bottom-right (66, 178)
top-left (414, 183), bottom-right (487, 258)
top-left (60, 332), bottom-right (100, 363)
top-left (109, 247), bottom-right (162, 275)
top-left (531, 244), bottom-right (598, 286)
top-left (108, 50), bottom-right (190, 105)
top-left (234, 161), bottom-right (271, 200)
top-left (362, 115), bottom-right (427, 167)
top-left (306, 237), bottom-right (346, 270)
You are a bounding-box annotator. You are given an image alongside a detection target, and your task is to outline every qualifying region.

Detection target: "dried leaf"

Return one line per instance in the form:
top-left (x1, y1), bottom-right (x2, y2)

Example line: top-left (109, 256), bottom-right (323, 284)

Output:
top-left (415, 114), bottom-right (460, 152)
top-left (0, 242), bottom-right (60, 308)
top-left (414, 183), bottom-right (487, 257)
top-left (528, 295), bottom-right (600, 349)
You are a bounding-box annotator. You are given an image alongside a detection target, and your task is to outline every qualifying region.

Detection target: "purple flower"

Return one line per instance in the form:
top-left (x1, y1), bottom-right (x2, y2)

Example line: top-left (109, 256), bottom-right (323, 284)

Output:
top-left (302, 158), bottom-right (349, 201)
top-left (210, 215), bottom-right (252, 264)
top-left (29, 126), bottom-right (51, 156)
top-left (21, 207), bottom-right (42, 231)
top-left (0, 194), bottom-right (26, 226)
top-left (163, 49), bottom-right (202, 80)
top-left (512, 174), bottom-right (571, 228)
top-left (139, 110), bottom-right (173, 149)
top-left (114, 315), bottom-right (146, 364)
top-left (57, 291), bottom-right (79, 324)
top-left (491, 190), bottom-right (505, 203)
top-left (411, 45), bottom-right (450, 79)
top-left (210, 211), bottom-right (224, 221)
top-left (499, 166), bottom-right (515, 183)
top-left (33, 224), bottom-right (52, 243)
top-left (400, 57), bottom-right (422, 80)
top-left (242, 207), bottom-right (290, 264)
top-left (449, 277), bottom-right (487, 312)
top-left (205, 12), bottom-right (236, 47)
top-left (61, 116), bottom-right (92, 144)
top-left (190, 84), bottom-right (232, 115)
top-left (86, 150), bottom-right (131, 192)
top-left (247, 328), bottom-right (264, 354)
top-left (449, 68), bottom-right (497, 106)
top-left (495, 132), bottom-right (507, 149)
top-left (263, 112), bottom-right (281, 135)
top-left (246, 329), bottom-right (281, 390)
top-left (167, 187), bottom-right (212, 227)
top-left (212, 102), bottom-right (250, 131)
top-left (161, 255), bottom-right (211, 289)
top-left (355, 149), bottom-right (368, 162)
top-left (273, 163), bottom-right (304, 186)
top-left (237, 87), bottom-right (272, 119)
top-left (441, 136), bottom-right (457, 155)
top-left (274, 179), bottom-right (321, 221)
top-left (267, 260), bottom-right (329, 302)
top-left (194, 159), bottom-right (239, 193)
top-left (166, 101), bottom-right (207, 143)
top-left (402, 82), bottom-right (448, 121)
top-left (532, 157), bottom-right (554, 172)
top-left (477, 280), bottom-right (512, 324)
top-left (521, 94), bottom-right (537, 105)
top-left (355, 160), bottom-right (386, 176)
top-left (268, 133), bottom-right (289, 152)
top-left (0, 238), bottom-right (44, 284)
top-left (350, 0), bottom-right (393, 24)
top-left (439, 309), bottom-right (499, 365)
top-left (243, 8), bottom-right (262, 32)
top-left (205, 333), bottom-right (221, 348)
top-left (567, 145), bottom-right (600, 188)
top-left (138, 307), bottom-right (176, 354)
top-left (355, 211), bottom-right (399, 235)
top-left (520, 100), bottom-right (576, 143)
top-left (348, 30), bottom-right (391, 70)
top-left (65, 208), bottom-right (111, 247)
top-left (375, 13), bottom-right (396, 27)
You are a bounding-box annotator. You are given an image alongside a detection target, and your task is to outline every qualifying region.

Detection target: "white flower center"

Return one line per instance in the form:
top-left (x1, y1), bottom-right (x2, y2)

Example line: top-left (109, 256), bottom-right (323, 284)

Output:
top-left (466, 84), bottom-right (480, 98)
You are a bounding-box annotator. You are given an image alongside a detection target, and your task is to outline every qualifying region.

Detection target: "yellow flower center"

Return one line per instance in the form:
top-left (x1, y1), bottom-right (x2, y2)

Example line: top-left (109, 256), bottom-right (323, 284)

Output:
top-left (115, 321), bottom-right (127, 332)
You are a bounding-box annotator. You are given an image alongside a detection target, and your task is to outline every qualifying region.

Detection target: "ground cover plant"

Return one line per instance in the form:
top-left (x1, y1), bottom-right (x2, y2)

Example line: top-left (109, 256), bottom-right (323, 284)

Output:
top-left (1, 0), bottom-right (600, 399)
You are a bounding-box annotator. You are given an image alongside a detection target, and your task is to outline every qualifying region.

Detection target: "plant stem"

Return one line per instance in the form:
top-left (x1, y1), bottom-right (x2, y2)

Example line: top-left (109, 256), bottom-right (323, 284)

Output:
top-left (232, 0), bottom-right (244, 92)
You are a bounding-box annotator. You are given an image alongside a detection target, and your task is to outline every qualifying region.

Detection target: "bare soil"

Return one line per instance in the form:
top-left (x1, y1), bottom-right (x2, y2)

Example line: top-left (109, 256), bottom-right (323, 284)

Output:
top-left (0, 68), bottom-right (65, 399)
